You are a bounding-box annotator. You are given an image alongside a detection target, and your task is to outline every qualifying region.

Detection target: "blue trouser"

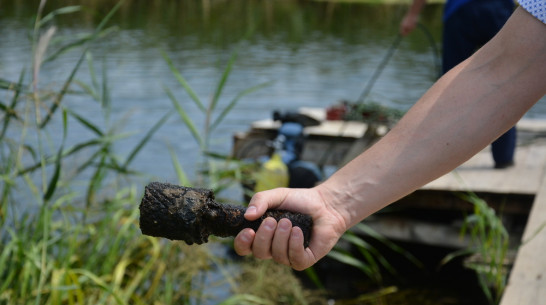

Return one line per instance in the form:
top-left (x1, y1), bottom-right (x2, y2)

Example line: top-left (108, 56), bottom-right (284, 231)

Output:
top-left (443, 0), bottom-right (516, 165)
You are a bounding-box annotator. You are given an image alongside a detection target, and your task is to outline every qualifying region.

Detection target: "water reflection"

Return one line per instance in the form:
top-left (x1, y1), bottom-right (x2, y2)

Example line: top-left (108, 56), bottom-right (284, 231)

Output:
top-left (1, 0), bottom-right (544, 184)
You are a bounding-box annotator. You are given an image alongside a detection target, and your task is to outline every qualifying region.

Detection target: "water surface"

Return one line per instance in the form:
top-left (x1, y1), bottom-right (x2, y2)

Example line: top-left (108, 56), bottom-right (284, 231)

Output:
top-left (1, 0), bottom-right (543, 187)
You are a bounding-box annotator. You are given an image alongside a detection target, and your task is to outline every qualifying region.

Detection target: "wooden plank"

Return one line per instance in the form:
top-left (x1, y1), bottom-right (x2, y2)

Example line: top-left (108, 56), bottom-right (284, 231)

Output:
top-left (250, 118), bottom-right (369, 138)
top-left (499, 169), bottom-right (546, 305)
top-left (363, 215), bottom-right (471, 248)
top-left (423, 139), bottom-right (546, 195)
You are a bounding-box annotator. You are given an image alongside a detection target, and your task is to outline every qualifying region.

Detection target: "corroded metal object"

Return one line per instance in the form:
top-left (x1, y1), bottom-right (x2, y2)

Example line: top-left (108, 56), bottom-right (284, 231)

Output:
top-left (139, 182), bottom-right (312, 247)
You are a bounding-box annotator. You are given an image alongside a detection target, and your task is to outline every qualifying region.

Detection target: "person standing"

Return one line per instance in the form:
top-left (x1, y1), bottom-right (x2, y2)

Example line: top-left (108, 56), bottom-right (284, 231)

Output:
top-left (400, 0), bottom-right (517, 168)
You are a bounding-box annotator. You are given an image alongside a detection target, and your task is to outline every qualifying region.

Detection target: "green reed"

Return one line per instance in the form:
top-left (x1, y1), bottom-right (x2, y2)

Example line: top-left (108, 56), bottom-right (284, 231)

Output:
top-left (161, 43), bottom-right (271, 192)
top-left (0, 2), bottom-right (211, 304)
top-left (0, 2), bottom-right (328, 304)
top-left (441, 191), bottom-right (510, 305)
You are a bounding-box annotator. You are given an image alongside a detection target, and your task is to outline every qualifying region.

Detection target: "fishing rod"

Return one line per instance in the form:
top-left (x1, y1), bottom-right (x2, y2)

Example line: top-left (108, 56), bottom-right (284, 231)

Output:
top-left (317, 23), bottom-right (441, 170)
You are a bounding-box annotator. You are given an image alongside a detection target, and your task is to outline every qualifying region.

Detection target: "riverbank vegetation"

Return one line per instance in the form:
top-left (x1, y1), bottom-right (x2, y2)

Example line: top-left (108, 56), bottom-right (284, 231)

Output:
top-left (0, 2), bottom-right (326, 304)
top-left (1, 1), bottom-right (509, 304)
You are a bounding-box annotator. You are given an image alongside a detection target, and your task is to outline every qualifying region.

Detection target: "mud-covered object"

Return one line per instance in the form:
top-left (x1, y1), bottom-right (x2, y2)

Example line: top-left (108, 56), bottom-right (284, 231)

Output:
top-left (139, 182), bottom-right (313, 247)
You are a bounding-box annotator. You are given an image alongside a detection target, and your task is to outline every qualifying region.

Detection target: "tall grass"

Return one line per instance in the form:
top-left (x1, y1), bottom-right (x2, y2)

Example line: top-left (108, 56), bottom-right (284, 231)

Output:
top-left (0, 2), bottom-right (215, 304)
top-left (0, 186), bottom-right (216, 304)
top-left (0, 2), bottom-right (328, 304)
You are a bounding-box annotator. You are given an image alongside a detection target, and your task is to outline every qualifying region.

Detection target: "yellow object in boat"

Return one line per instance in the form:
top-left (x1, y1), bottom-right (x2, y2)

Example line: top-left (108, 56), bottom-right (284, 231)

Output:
top-left (254, 153), bottom-right (289, 192)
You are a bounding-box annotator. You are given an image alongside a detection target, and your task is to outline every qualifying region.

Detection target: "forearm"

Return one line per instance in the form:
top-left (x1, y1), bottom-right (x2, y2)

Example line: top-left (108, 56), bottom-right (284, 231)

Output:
top-left (321, 7), bottom-right (546, 229)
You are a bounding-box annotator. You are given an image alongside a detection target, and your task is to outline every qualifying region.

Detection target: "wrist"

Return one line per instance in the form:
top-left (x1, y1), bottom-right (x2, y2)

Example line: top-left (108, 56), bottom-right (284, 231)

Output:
top-left (315, 176), bottom-right (367, 231)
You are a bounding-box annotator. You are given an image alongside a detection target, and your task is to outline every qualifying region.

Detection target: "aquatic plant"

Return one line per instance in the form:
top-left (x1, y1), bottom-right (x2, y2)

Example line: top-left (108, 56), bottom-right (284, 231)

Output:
top-left (441, 191), bottom-right (510, 305)
top-left (225, 259), bottom-right (328, 305)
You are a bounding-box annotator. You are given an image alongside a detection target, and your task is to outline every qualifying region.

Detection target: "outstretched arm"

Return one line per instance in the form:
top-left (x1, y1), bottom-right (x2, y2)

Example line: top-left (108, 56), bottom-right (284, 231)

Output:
top-left (326, 6), bottom-right (546, 229)
top-left (235, 7), bottom-right (546, 270)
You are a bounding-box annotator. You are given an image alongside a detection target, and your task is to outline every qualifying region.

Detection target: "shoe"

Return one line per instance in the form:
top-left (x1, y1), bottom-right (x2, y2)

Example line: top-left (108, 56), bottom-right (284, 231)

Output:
top-left (494, 161), bottom-right (514, 169)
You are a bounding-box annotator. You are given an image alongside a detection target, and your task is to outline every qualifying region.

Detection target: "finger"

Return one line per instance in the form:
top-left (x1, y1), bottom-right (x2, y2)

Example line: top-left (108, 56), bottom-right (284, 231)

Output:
top-left (288, 226), bottom-right (315, 271)
top-left (245, 188), bottom-right (288, 220)
top-left (271, 218), bottom-right (292, 266)
top-left (252, 217), bottom-right (277, 259)
top-left (234, 228), bottom-right (255, 256)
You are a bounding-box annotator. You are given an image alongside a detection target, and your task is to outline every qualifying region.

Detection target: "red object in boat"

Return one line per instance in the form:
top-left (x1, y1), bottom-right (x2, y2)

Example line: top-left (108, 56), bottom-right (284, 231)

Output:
top-left (326, 104), bottom-right (347, 120)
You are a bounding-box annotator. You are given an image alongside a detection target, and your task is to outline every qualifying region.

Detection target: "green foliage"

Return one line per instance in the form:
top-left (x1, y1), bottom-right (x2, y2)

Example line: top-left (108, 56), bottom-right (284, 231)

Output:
top-left (161, 46), bottom-right (271, 192)
top-left (441, 192), bottom-right (510, 305)
top-left (343, 101), bottom-right (405, 126)
top-left (329, 223), bottom-right (422, 284)
top-left (0, 2), bottom-right (324, 305)
top-left (228, 259), bottom-right (327, 305)
top-left (0, 2), bottom-right (211, 304)
top-left (0, 187), bottom-right (215, 304)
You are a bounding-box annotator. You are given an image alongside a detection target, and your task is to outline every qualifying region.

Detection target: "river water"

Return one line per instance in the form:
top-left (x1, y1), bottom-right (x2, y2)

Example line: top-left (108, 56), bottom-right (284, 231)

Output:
top-left (1, 0), bottom-right (545, 191)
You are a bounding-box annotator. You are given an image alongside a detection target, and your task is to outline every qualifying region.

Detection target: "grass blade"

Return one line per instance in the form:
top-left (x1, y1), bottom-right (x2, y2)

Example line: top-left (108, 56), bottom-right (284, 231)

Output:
top-left (72, 269), bottom-right (124, 305)
top-left (67, 109), bottom-right (104, 136)
top-left (327, 249), bottom-right (373, 276)
top-left (164, 85), bottom-right (203, 147)
top-left (0, 78), bottom-right (25, 91)
top-left (43, 144), bottom-right (63, 201)
top-left (38, 5), bottom-right (82, 27)
top-left (101, 58), bottom-right (111, 120)
top-left (303, 267), bottom-right (324, 289)
top-left (354, 222), bottom-right (423, 268)
top-left (209, 50), bottom-right (238, 113)
top-left (210, 81), bottom-right (272, 132)
top-left (86, 51), bottom-right (100, 97)
top-left (39, 48), bottom-right (85, 128)
top-left (219, 294), bottom-right (273, 305)
top-left (45, 27), bottom-right (118, 64)
top-left (0, 69), bottom-right (26, 141)
top-left (161, 50), bottom-right (205, 112)
top-left (40, 1), bottom-right (124, 128)
top-left (168, 145), bottom-right (191, 186)
top-left (122, 111), bottom-right (171, 169)
top-left (44, 109), bottom-right (69, 201)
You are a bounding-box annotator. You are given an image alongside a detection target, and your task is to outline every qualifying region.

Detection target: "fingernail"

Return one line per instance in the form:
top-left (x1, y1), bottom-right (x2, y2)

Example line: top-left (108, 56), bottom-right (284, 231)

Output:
top-left (246, 206), bottom-right (257, 216)
top-left (279, 219), bottom-right (291, 232)
top-left (240, 230), bottom-right (251, 242)
top-left (263, 218), bottom-right (276, 230)
top-left (291, 227), bottom-right (301, 238)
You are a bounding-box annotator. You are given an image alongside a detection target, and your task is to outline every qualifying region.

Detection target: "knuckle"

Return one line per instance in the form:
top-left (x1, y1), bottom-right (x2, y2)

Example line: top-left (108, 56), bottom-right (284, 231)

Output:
top-left (272, 253), bottom-right (288, 265)
top-left (233, 243), bottom-right (250, 256)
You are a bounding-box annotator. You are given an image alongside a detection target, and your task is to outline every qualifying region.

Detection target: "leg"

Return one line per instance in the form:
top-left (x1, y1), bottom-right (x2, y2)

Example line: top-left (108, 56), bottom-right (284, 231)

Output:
top-left (492, 127), bottom-right (517, 168)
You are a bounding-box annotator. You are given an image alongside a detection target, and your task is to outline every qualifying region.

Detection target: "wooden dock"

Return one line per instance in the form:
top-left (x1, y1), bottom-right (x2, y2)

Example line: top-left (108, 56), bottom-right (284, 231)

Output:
top-left (497, 119), bottom-right (546, 305)
top-left (423, 119), bottom-right (546, 195)
top-left (500, 169), bottom-right (546, 305)
top-left (232, 109), bottom-right (546, 303)
top-left (370, 119), bottom-right (546, 304)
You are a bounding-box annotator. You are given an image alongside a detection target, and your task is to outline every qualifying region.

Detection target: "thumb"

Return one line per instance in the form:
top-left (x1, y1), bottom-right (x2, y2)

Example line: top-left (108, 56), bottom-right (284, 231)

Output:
top-left (245, 188), bottom-right (289, 220)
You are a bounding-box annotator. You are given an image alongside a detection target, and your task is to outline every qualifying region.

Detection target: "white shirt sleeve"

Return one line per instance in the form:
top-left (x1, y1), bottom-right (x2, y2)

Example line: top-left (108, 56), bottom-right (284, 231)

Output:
top-left (518, 0), bottom-right (546, 24)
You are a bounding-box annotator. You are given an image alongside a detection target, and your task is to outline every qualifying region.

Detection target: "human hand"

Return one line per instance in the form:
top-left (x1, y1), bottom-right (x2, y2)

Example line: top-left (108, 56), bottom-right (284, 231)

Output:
top-left (234, 187), bottom-right (347, 271)
top-left (400, 14), bottom-right (419, 36)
